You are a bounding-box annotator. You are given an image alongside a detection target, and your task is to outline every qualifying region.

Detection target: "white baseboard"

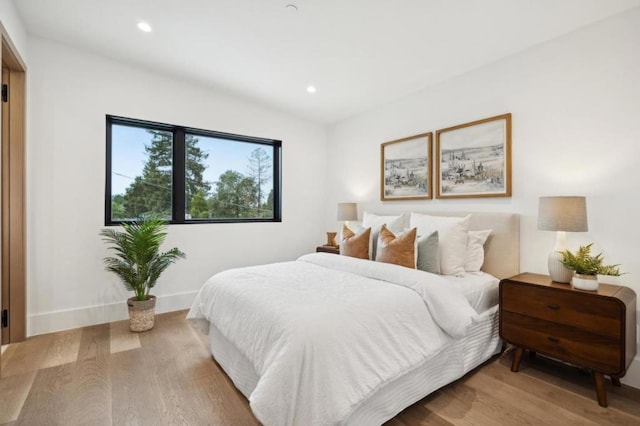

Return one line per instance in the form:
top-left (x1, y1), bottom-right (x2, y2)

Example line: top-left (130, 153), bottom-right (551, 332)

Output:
top-left (27, 291), bottom-right (198, 336)
top-left (621, 355), bottom-right (640, 390)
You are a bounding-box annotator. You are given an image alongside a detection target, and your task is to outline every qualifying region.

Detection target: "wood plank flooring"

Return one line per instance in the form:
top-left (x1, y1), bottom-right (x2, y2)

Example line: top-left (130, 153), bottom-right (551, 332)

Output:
top-left (1, 310), bottom-right (639, 425)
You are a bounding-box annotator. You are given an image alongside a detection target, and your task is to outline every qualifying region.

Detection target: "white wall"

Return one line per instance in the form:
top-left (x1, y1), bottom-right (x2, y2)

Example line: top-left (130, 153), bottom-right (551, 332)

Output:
top-left (26, 36), bottom-right (327, 335)
top-left (0, 0), bottom-right (28, 63)
top-left (327, 8), bottom-right (640, 387)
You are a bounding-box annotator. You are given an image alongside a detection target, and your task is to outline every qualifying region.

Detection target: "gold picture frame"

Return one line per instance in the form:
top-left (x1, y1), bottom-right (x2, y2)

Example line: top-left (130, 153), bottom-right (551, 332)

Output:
top-left (435, 113), bottom-right (512, 199)
top-left (380, 132), bottom-right (433, 201)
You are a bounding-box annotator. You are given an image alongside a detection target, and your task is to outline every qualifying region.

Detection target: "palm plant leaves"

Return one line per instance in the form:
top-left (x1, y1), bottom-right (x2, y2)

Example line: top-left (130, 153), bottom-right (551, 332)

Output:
top-left (101, 218), bottom-right (185, 300)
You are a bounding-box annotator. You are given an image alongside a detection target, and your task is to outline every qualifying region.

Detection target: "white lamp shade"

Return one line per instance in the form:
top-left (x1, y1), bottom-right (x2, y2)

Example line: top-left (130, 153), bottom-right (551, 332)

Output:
top-left (538, 196), bottom-right (588, 232)
top-left (337, 202), bottom-right (357, 221)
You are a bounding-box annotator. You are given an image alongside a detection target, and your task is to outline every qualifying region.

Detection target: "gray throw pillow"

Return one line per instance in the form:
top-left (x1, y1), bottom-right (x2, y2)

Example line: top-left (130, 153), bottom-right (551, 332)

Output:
top-left (417, 231), bottom-right (440, 274)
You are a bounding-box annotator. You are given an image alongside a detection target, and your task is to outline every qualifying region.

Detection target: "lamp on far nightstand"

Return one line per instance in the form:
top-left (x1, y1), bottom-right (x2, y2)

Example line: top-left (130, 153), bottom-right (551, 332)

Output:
top-left (337, 202), bottom-right (357, 229)
top-left (538, 196), bottom-right (588, 283)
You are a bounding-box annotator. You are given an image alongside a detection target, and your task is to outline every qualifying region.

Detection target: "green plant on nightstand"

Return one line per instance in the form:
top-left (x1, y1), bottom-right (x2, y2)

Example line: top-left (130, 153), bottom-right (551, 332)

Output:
top-left (559, 244), bottom-right (603, 276)
top-left (559, 244), bottom-right (622, 289)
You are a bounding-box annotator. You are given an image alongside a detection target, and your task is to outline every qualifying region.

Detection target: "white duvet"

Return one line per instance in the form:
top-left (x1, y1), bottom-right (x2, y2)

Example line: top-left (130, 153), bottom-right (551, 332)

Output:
top-left (187, 253), bottom-right (485, 426)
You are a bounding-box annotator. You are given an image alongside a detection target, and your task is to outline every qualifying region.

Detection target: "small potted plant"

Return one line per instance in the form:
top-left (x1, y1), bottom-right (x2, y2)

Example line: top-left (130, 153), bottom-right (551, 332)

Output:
top-left (559, 244), bottom-right (621, 291)
top-left (100, 218), bottom-right (185, 332)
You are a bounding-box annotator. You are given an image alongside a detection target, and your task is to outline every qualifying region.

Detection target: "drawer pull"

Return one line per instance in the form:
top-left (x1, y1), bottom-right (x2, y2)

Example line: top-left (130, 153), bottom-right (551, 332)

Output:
top-left (547, 303), bottom-right (560, 310)
top-left (548, 336), bottom-right (560, 344)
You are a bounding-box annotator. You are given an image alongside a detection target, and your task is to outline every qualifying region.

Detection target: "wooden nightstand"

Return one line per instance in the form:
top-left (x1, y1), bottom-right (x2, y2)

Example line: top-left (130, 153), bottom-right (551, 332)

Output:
top-left (499, 273), bottom-right (636, 407)
top-left (316, 245), bottom-right (339, 254)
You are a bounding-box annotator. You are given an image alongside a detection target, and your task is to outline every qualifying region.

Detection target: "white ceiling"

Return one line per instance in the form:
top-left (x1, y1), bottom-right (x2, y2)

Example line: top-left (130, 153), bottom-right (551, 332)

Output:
top-left (13, 0), bottom-right (640, 124)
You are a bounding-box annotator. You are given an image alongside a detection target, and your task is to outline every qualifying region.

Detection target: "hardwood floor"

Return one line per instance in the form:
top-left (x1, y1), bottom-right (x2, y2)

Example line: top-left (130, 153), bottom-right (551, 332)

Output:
top-left (1, 310), bottom-right (639, 425)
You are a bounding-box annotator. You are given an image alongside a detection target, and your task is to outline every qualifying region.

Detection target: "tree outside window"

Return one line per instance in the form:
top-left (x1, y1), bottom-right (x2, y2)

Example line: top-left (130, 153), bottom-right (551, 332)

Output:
top-left (107, 116), bottom-right (281, 225)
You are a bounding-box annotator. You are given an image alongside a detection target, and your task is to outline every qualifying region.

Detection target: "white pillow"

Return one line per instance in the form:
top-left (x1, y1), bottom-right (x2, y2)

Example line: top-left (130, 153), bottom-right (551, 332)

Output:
top-left (409, 213), bottom-right (470, 276)
top-left (465, 230), bottom-right (492, 272)
top-left (363, 212), bottom-right (404, 260)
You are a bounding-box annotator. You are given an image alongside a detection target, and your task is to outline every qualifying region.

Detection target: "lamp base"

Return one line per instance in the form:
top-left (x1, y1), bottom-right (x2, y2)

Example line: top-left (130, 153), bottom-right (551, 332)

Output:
top-left (548, 251), bottom-right (573, 283)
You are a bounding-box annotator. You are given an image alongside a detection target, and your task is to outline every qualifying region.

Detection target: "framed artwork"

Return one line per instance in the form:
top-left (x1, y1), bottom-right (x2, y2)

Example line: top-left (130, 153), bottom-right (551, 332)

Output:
top-left (380, 132), bottom-right (433, 201)
top-left (435, 113), bottom-right (511, 199)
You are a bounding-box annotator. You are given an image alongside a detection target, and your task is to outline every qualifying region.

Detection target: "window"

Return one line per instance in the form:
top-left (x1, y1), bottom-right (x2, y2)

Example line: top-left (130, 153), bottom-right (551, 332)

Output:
top-left (106, 116), bottom-right (281, 225)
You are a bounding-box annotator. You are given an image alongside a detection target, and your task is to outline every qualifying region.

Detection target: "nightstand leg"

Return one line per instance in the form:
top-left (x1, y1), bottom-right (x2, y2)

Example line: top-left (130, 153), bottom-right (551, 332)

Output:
top-left (611, 377), bottom-right (621, 387)
top-left (511, 347), bottom-right (525, 372)
top-left (592, 371), bottom-right (608, 407)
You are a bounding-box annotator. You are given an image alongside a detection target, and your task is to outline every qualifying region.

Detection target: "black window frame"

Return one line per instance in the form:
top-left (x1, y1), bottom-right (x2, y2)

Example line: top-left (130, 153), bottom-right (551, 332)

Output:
top-left (105, 115), bottom-right (282, 225)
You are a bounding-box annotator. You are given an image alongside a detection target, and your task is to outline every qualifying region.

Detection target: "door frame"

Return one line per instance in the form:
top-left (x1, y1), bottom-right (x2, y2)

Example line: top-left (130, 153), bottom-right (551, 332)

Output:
top-left (1, 32), bottom-right (27, 349)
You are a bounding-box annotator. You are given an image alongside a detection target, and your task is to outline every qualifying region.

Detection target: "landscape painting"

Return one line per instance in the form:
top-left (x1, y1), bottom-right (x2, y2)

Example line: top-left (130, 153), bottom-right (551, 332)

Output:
top-left (381, 132), bottom-right (432, 201)
top-left (436, 114), bottom-right (511, 199)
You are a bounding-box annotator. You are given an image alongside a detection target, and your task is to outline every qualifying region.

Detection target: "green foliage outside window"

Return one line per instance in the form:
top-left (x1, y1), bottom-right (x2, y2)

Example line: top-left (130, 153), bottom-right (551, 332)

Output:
top-left (109, 119), bottom-right (277, 223)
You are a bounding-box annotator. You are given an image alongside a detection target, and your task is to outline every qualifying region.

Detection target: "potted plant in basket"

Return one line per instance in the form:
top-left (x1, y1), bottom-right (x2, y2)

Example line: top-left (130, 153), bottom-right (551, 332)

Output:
top-left (559, 244), bottom-right (620, 291)
top-left (100, 218), bottom-right (185, 332)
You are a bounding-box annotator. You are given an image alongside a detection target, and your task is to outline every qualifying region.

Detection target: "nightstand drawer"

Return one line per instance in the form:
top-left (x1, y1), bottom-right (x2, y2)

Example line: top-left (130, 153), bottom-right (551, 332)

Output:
top-left (501, 282), bottom-right (621, 338)
top-left (502, 311), bottom-right (621, 374)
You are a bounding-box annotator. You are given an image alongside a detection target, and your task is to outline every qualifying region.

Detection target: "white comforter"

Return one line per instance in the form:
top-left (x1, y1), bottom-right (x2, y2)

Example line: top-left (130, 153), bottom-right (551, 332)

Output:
top-left (187, 253), bottom-right (484, 426)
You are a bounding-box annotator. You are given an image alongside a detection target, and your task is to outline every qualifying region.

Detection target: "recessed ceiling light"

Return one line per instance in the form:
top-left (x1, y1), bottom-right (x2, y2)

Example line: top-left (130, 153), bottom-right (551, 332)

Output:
top-left (306, 85), bottom-right (317, 93)
top-left (137, 21), bottom-right (152, 33)
top-left (285, 4), bottom-right (298, 11)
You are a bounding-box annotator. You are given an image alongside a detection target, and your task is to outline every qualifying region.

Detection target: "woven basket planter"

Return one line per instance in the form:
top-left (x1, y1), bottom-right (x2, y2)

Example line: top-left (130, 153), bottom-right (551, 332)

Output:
top-left (127, 295), bottom-right (156, 332)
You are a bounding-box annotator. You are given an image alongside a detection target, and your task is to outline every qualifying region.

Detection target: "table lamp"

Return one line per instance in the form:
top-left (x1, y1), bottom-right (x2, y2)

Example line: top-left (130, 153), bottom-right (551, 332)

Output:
top-left (538, 196), bottom-right (588, 283)
top-left (337, 202), bottom-right (357, 227)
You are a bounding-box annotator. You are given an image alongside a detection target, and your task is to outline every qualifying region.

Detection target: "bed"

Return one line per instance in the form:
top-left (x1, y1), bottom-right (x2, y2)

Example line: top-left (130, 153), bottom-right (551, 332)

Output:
top-left (187, 212), bottom-right (519, 425)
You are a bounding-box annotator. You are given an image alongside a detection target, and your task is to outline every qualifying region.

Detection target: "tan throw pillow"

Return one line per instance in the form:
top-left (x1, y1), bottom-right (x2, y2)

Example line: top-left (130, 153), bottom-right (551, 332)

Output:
top-left (362, 212), bottom-right (404, 259)
top-left (339, 225), bottom-right (371, 259)
top-left (375, 225), bottom-right (417, 269)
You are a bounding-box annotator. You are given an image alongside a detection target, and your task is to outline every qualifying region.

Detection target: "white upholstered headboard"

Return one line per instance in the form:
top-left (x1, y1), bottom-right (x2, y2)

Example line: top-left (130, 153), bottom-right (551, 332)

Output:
top-left (410, 211), bottom-right (520, 279)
